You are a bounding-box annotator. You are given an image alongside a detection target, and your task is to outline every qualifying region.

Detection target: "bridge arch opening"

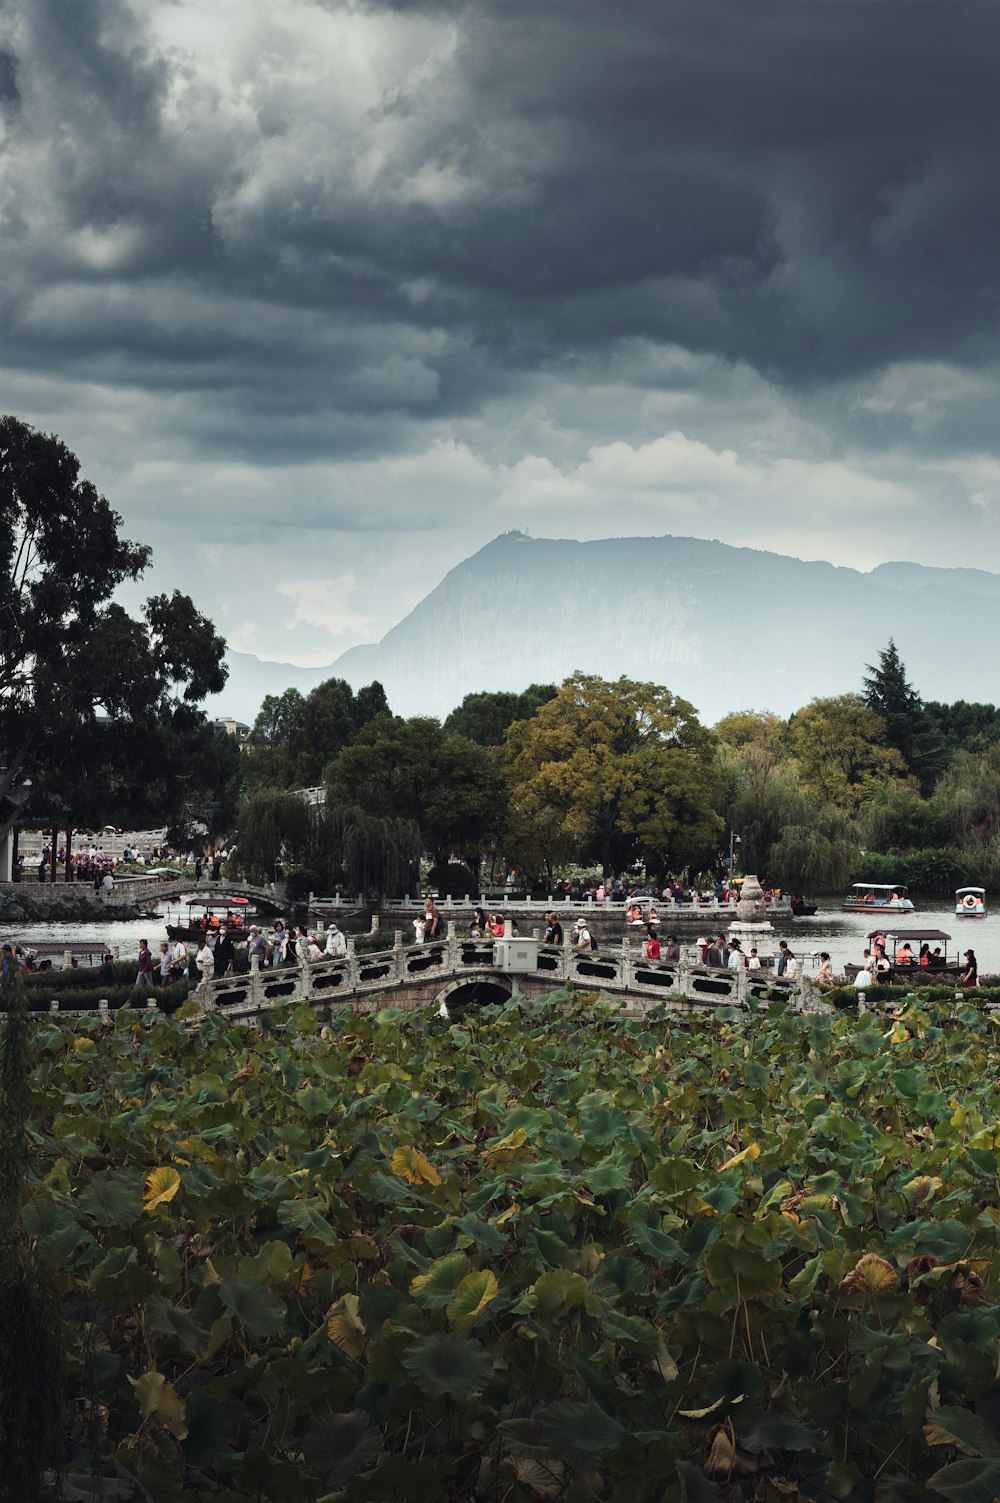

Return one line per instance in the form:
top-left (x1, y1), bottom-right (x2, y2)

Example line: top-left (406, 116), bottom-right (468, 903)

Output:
top-left (435, 973), bottom-right (513, 1012)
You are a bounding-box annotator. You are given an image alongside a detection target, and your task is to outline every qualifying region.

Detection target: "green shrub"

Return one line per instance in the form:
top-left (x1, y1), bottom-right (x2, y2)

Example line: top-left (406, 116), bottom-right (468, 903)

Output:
top-left (6, 979), bottom-right (194, 1014)
top-left (281, 864), bottom-right (322, 903)
top-left (427, 861), bottom-right (477, 900)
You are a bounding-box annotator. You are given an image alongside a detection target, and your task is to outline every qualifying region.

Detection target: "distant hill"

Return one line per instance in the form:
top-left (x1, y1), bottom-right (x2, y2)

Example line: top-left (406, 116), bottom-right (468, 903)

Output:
top-left (209, 533), bottom-right (999, 725)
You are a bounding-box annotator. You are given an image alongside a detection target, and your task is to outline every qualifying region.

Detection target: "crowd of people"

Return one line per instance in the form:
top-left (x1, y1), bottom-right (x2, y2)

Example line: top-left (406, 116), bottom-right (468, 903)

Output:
top-left (125, 918), bottom-right (350, 988)
top-left (11, 841), bottom-right (237, 886)
top-left (548, 877), bottom-right (775, 906)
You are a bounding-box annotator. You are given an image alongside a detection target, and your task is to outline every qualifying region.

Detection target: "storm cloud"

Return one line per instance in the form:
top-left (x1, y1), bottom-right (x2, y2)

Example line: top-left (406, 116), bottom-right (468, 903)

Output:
top-left (0, 0), bottom-right (997, 673)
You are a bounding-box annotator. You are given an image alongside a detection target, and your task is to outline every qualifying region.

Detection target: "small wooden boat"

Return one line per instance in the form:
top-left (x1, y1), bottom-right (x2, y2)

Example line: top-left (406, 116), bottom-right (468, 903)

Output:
top-left (955, 886), bottom-right (987, 918)
top-left (790, 895), bottom-right (818, 916)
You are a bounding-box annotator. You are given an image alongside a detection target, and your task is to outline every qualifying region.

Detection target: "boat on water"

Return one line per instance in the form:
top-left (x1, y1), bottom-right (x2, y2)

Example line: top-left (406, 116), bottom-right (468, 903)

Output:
top-left (955, 886), bottom-right (987, 918)
top-left (165, 897), bottom-right (256, 941)
top-left (842, 882), bottom-right (915, 914)
top-left (845, 927), bottom-right (956, 980)
top-left (790, 895), bottom-right (818, 917)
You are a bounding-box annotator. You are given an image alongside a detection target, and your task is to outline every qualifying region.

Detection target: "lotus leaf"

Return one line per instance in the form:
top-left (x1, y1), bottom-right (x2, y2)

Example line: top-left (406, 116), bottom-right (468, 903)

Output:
top-left (446, 1269), bottom-right (499, 1333)
top-left (390, 1143), bottom-right (443, 1185)
top-left (400, 1332), bottom-right (493, 1399)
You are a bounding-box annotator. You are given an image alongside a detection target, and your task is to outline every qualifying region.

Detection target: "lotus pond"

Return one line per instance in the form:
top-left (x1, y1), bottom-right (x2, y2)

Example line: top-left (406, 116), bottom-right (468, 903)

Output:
top-left (15, 990), bottom-right (1000, 1501)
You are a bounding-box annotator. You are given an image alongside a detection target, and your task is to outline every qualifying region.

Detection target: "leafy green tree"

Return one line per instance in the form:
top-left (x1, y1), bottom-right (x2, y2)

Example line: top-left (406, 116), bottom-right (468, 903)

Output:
top-left (28, 597), bottom-right (232, 858)
top-left (443, 684), bottom-right (557, 747)
top-left (0, 417), bottom-right (229, 855)
top-left (501, 674), bottom-right (720, 879)
top-left (0, 416), bottom-right (150, 834)
top-left (788, 694), bottom-right (908, 810)
top-left (329, 715), bottom-right (502, 871)
top-left (244, 678), bottom-right (391, 789)
top-left (860, 778), bottom-right (949, 855)
top-left (923, 699), bottom-right (1000, 757)
top-left (767, 803), bottom-right (861, 892)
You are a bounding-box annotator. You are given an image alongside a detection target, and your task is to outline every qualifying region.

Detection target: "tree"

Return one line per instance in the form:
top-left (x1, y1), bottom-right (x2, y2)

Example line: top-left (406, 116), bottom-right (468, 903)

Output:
top-left (862, 640), bottom-right (920, 740)
top-left (0, 419), bottom-right (228, 853)
top-left (329, 715), bottom-right (502, 871)
top-left (29, 595), bottom-right (233, 852)
top-left (233, 788), bottom-right (418, 897)
top-left (501, 674), bottom-right (720, 879)
top-left (788, 694), bottom-right (908, 809)
top-left (0, 417), bottom-right (148, 819)
top-left (243, 678), bottom-right (391, 789)
top-left (443, 684), bottom-right (557, 747)
top-left (862, 640), bottom-right (947, 789)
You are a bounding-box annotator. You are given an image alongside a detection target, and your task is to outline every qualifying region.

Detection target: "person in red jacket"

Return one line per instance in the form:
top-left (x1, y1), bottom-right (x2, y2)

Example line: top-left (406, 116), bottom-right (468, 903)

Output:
top-left (643, 925), bottom-right (661, 960)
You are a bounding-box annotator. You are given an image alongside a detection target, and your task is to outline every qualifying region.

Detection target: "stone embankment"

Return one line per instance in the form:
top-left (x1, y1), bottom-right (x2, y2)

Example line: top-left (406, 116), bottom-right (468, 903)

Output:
top-left (0, 884), bottom-right (150, 924)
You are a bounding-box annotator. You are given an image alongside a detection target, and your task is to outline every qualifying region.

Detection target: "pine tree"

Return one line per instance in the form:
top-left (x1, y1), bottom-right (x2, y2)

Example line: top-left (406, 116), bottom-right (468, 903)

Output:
top-left (862, 641), bottom-right (947, 792)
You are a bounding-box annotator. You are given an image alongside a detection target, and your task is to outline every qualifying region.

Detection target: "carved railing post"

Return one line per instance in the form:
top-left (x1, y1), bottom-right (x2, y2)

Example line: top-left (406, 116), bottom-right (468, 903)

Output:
top-left (446, 920), bottom-right (459, 973)
top-left (346, 934), bottom-right (358, 992)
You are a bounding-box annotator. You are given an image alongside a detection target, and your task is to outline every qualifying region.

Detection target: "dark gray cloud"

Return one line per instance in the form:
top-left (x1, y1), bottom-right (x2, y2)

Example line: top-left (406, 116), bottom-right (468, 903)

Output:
top-left (0, 0), bottom-right (996, 671)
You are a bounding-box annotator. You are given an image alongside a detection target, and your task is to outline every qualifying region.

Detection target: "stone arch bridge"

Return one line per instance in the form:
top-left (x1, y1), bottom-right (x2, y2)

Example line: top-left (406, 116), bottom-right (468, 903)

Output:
top-left (192, 926), bottom-right (818, 1024)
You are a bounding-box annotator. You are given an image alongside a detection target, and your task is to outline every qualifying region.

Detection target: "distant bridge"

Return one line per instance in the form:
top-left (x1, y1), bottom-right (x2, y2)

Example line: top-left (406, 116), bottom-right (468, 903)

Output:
top-left (0, 875), bottom-right (290, 913)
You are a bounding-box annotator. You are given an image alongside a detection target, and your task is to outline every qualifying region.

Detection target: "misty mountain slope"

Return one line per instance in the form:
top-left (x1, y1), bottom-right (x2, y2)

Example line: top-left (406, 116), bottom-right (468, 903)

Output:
top-left (213, 533), bottom-right (1000, 724)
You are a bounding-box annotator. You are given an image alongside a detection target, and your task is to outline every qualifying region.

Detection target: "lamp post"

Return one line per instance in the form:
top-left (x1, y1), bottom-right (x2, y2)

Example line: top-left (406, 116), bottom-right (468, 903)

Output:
top-left (728, 829), bottom-right (741, 886)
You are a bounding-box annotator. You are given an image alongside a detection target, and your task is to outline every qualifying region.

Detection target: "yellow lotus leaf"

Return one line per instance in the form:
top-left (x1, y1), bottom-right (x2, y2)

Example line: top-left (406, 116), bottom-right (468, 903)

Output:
top-left (142, 1167), bottom-right (182, 1211)
top-left (74, 1036), bottom-right (96, 1055)
top-left (447, 1269), bottom-right (499, 1334)
top-left (326, 1293), bottom-right (366, 1359)
top-left (390, 1144), bottom-right (442, 1186)
top-left (483, 1127), bottom-right (529, 1169)
top-left (128, 1371), bottom-right (188, 1439)
top-left (839, 1253), bottom-right (897, 1294)
top-left (495, 1202), bottom-right (520, 1227)
top-left (718, 1143), bottom-right (761, 1172)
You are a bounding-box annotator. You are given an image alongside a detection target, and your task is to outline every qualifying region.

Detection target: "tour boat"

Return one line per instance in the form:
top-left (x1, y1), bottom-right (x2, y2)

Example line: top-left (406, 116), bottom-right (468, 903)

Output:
top-left (845, 927), bottom-right (955, 979)
top-left (842, 883), bottom-right (915, 914)
top-left (955, 886), bottom-right (987, 918)
top-left (165, 896), bottom-right (255, 941)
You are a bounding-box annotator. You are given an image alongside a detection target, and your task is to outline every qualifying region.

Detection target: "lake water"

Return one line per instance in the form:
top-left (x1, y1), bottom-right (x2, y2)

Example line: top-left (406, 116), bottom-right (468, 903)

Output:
top-left (5, 899), bottom-right (995, 977)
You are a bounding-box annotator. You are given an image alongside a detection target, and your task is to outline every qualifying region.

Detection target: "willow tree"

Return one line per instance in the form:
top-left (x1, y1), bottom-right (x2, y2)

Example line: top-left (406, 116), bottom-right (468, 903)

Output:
top-left (324, 804), bottom-right (420, 897)
top-left (234, 788), bottom-right (419, 897)
top-left (768, 805), bottom-right (860, 892)
top-left (234, 789), bottom-right (320, 883)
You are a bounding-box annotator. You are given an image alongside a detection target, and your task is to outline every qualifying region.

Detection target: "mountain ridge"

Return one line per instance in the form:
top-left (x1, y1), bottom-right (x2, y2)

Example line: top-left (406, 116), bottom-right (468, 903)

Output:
top-left (209, 533), bottom-right (998, 724)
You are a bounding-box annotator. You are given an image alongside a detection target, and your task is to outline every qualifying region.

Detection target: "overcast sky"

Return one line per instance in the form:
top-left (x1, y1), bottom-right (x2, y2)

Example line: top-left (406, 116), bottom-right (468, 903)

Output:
top-left (1, 0), bottom-right (997, 667)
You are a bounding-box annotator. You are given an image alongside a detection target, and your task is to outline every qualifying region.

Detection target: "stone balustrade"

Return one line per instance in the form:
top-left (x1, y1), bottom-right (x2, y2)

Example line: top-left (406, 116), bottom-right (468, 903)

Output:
top-left (190, 922), bottom-right (816, 1023)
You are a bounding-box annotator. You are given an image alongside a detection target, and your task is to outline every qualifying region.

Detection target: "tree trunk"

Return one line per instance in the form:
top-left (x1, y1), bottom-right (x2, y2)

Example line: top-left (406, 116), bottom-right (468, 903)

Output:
top-left (64, 825), bottom-right (73, 882)
top-left (49, 830), bottom-right (57, 884)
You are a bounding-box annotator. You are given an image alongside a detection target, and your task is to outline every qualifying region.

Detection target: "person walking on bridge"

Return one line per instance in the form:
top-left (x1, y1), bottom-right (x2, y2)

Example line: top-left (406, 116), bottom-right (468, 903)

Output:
top-left (424, 898), bottom-right (444, 941)
top-left (135, 939), bottom-right (154, 988)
